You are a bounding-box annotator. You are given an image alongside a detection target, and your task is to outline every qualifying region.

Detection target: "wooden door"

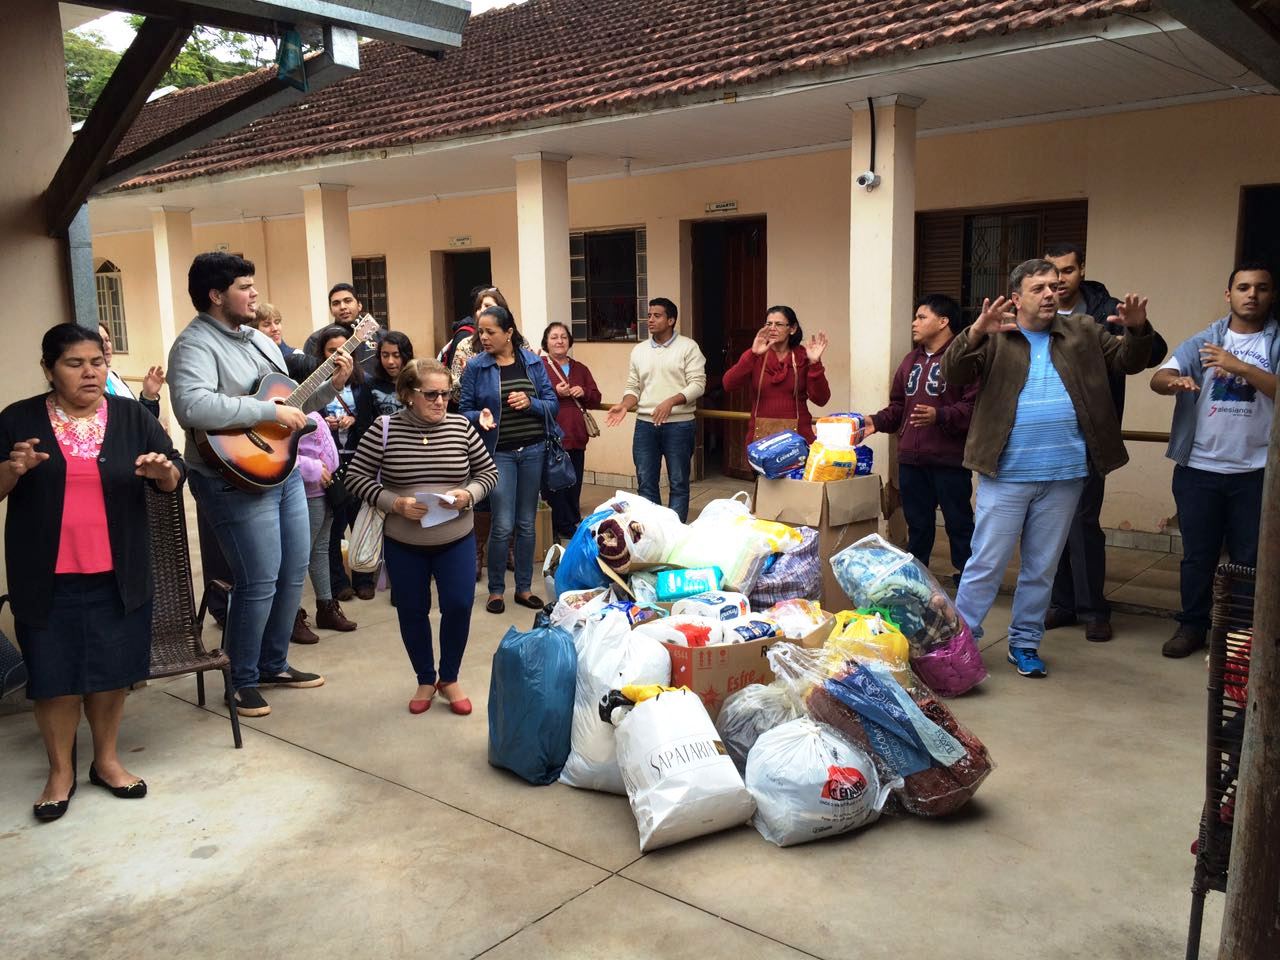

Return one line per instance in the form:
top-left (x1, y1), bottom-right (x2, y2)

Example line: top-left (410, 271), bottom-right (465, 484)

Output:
top-left (693, 218), bottom-right (767, 481)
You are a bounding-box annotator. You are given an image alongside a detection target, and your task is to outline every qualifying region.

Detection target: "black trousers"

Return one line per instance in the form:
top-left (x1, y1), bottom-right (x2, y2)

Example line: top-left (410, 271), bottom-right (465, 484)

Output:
top-left (1171, 465), bottom-right (1263, 631)
top-left (328, 494), bottom-right (377, 592)
top-left (1049, 469), bottom-right (1109, 622)
top-left (545, 447), bottom-right (586, 538)
top-left (898, 463), bottom-right (974, 574)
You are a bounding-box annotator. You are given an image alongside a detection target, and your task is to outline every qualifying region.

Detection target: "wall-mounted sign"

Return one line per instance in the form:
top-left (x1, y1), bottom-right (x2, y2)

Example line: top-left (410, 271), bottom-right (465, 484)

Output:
top-left (705, 200), bottom-right (738, 214)
top-left (448, 235), bottom-right (473, 248)
top-left (214, 242), bottom-right (231, 252)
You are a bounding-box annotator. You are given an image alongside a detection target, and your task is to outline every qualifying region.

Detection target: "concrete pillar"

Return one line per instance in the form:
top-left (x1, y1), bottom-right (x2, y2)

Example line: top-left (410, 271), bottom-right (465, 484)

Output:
top-left (848, 95), bottom-right (922, 468)
top-left (150, 206), bottom-right (194, 356)
top-left (514, 152), bottom-right (571, 348)
top-left (301, 183), bottom-right (352, 329)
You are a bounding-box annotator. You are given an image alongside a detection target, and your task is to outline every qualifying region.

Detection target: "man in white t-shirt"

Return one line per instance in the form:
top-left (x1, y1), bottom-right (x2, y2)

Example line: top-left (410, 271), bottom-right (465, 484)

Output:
top-left (1151, 261), bottom-right (1277, 657)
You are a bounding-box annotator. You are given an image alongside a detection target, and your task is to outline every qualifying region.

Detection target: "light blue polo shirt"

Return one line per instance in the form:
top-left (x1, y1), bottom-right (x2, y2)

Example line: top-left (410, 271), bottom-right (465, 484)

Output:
top-left (997, 328), bottom-right (1089, 481)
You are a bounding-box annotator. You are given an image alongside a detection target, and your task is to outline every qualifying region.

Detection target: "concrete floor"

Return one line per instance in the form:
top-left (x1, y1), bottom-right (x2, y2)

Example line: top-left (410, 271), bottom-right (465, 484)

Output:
top-left (0, 483), bottom-right (1220, 960)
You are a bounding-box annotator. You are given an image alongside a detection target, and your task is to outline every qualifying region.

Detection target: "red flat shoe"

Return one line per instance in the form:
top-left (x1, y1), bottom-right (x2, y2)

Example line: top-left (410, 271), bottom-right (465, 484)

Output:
top-left (435, 681), bottom-right (472, 716)
top-left (408, 695), bottom-right (433, 715)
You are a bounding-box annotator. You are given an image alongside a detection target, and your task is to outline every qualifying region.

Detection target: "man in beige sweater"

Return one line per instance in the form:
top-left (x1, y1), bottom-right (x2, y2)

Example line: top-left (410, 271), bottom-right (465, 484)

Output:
top-left (606, 297), bottom-right (707, 521)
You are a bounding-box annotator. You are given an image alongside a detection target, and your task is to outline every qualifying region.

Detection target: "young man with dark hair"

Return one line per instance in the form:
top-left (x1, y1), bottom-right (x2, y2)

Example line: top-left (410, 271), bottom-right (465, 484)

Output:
top-left (1151, 261), bottom-right (1276, 658)
top-left (168, 253), bottom-right (354, 717)
top-left (301, 283), bottom-right (376, 366)
top-left (861, 294), bottom-right (977, 581)
top-left (943, 259), bottom-right (1152, 679)
top-left (1042, 242), bottom-right (1169, 641)
top-left (605, 297), bottom-right (706, 521)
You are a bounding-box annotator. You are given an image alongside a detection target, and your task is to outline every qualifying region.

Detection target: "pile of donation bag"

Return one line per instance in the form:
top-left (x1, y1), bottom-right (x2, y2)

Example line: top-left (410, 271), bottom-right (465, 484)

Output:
top-left (487, 477), bottom-right (993, 852)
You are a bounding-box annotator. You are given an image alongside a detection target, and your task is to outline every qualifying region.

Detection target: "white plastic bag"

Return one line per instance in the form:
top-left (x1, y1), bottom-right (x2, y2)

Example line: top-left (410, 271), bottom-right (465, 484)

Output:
top-left (745, 717), bottom-right (897, 847)
top-left (614, 688), bottom-right (756, 851)
top-left (549, 587), bottom-right (611, 645)
top-left (715, 683), bottom-right (801, 772)
top-left (559, 612), bottom-right (672, 794)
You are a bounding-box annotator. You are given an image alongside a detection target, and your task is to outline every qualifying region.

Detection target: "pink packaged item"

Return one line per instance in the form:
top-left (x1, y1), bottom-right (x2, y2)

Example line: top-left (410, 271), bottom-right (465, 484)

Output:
top-left (908, 622), bottom-right (987, 698)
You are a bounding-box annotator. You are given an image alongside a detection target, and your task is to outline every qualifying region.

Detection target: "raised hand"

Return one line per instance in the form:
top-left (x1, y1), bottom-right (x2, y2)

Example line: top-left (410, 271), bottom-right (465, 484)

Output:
top-left (1167, 375), bottom-right (1201, 393)
top-left (134, 451), bottom-right (175, 480)
top-left (1200, 344), bottom-right (1248, 378)
top-left (142, 365), bottom-right (165, 399)
top-left (1109, 294), bottom-right (1149, 329)
top-left (804, 331), bottom-right (829, 364)
top-left (605, 403), bottom-right (628, 427)
top-left (750, 328), bottom-right (772, 355)
top-left (330, 351), bottom-right (354, 389)
top-left (6, 438), bottom-right (49, 478)
top-left (970, 296), bottom-right (1018, 340)
top-left (478, 408), bottom-right (496, 431)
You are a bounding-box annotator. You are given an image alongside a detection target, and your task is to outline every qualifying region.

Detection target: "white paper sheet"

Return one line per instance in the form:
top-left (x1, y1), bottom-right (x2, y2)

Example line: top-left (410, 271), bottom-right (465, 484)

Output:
top-left (415, 491), bottom-right (460, 528)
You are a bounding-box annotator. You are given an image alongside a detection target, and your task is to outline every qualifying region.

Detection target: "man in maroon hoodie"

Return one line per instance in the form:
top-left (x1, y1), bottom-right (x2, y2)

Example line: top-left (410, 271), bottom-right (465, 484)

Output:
top-left (861, 294), bottom-right (978, 580)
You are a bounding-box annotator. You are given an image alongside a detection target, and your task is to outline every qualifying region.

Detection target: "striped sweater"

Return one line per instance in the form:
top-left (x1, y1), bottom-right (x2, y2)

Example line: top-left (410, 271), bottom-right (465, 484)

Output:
top-left (345, 409), bottom-right (498, 546)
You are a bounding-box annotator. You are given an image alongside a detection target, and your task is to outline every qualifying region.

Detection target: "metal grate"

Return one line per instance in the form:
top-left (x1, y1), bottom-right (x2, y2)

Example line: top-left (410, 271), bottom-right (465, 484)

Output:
top-left (1186, 563), bottom-right (1255, 959)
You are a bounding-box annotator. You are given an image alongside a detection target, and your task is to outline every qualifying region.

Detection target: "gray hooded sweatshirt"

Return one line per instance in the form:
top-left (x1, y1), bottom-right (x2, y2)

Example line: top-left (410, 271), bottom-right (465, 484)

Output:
top-left (168, 312), bottom-right (337, 477)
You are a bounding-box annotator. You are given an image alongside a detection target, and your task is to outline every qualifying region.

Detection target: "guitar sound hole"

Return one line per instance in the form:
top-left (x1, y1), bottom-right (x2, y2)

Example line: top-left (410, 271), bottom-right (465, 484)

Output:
top-left (245, 431), bottom-right (272, 453)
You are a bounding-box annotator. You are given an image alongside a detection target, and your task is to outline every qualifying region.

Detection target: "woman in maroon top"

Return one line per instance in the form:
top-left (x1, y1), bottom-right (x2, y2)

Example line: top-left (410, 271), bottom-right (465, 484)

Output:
top-left (0, 324), bottom-right (184, 822)
top-left (541, 322), bottom-right (602, 538)
top-left (722, 305), bottom-right (832, 445)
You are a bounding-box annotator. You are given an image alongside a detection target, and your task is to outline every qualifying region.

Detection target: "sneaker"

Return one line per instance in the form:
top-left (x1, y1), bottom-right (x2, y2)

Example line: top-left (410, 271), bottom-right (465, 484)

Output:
top-left (229, 687), bottom-right (271, 717)
top-left (1085, 620), bottom-right (1113, 643)
top-left (1162, 625), bottom-right (1207, 659)
top-left (258, 668), bottom-right (325, 688)
top-left (1007, 647), bottom-right (1048, 678)
top-left (1043, 607), bottom-right (1077, 631)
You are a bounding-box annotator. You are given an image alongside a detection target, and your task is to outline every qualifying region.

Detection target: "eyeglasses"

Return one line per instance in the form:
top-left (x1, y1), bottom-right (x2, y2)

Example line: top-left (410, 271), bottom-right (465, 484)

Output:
top-left (764, 321), bottom-right (791, 329)
top-left (413, 389), bottom-right (450, 401)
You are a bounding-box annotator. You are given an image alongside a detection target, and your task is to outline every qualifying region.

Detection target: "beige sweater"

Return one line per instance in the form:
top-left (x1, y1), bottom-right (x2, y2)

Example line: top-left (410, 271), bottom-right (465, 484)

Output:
top-left (621, 333), bottom-right (707, 422)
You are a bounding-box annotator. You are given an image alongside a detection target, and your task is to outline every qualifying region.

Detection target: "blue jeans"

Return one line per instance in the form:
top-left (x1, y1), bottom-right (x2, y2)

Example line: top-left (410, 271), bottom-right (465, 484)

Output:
top-left (633, 419), bottom-right (696, 522)
top-left (489, 442), bottom-right (545, 595)
top-left (189, 469), bottom-right (311, 690)
top-left (383, 534), bottom-right (476, 685)
top-left (955, 476), bottom-right (1085, 651)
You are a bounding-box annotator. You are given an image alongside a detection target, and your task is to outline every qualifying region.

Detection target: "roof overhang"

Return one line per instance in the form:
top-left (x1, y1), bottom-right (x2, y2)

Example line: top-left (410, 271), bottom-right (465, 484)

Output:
top-left (1158, 0), bottom-right (1280, 89)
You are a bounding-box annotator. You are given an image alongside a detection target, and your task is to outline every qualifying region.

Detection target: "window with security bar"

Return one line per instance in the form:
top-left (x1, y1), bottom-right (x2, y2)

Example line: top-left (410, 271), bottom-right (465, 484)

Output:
top-left (351, 255), bottom-right (389, 328)
top-left (95, 260), bottom-right (128, 353)
top-left (569, 228), bottom-right (648, 341)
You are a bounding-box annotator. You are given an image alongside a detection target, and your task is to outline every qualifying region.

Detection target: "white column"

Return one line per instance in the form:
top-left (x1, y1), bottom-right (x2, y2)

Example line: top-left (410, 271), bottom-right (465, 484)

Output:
top-left (301, 183), bottom-right (352, 329)
top-left (848, 95), bottom-right (922, 465)
top-left (150, 205), bottom-right (194, 355)
top-left (514, 152), bottom-right (571, 348)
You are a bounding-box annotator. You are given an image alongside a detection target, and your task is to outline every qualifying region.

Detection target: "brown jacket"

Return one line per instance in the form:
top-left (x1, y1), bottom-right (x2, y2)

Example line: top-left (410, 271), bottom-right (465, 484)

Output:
top-left (941, 314), bottom-right (1153, 479)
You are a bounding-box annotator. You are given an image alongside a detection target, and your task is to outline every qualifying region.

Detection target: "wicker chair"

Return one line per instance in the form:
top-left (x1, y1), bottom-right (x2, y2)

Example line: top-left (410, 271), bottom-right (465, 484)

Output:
top-left (146, 486), bottom-right (242, 749)
top-left (1185, 563), bottom-right (1254, 960)
top-left (0, 596), bottom-right (27, 699)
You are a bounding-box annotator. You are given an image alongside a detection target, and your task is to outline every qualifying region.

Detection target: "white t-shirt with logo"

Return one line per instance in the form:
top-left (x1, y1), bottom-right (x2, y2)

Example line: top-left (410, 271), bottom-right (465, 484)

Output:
top-left (1160, 328), bottom-right (1274, 473)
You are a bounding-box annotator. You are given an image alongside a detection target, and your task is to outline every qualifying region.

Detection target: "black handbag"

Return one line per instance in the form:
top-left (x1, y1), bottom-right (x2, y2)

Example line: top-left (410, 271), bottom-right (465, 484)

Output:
top-left (541, 404), bottom-right (576, 492)
top-left (324, 470), bottom-right (351, 508)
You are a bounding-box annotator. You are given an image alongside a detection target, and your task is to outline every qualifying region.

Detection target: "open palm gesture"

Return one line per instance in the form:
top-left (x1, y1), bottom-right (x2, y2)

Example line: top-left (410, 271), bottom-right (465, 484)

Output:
top-left (804, 331), bottom-right (828, 364)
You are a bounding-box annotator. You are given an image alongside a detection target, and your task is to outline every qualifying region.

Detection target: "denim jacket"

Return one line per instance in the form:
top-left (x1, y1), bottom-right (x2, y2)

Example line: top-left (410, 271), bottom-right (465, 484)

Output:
top-left (459, 346), bottom-right (561, 456)
top-left (1165, 314), bottom-right (1280, 466)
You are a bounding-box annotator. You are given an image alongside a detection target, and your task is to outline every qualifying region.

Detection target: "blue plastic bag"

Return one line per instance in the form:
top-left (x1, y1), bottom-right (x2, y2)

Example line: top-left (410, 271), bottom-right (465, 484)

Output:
top-left (555, 508), bottom-right (613, 594)
top-left (488, 611), bottom-right (578, 785)
top-left (747, 430), bottom-right (809, 479)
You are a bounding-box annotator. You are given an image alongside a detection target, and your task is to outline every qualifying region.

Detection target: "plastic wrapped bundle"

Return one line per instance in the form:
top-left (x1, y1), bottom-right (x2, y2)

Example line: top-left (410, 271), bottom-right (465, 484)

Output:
top-left (746, 717), bottom-right (897, 846)
top-left (592, 493), bottom-right (685, 571)
top-left (909, 623), bottom-right (987, 698)
top-left (716, 683), bottom-right (802, 772)
top-left (805, 662), bottom-right (993, 817)
top-left (747, 430), bottom-right (809, 479)
top-left (672, 592), bottom-right (750, 621)
top-left (667, 494), bottom-right (801, 593)
top-left (802, 441), bottom-right (855, 482)
top-left (830, 534), bottom-right (987, 695)
top-left (749, 526), bottom-right (822, 608)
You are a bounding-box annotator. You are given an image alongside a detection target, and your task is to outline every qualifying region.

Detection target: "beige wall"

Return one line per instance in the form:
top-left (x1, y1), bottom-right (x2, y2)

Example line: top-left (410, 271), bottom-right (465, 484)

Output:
top-left (91, 94), bottom-right (1280, 533)
top-left (0, 0), bottom-right (75, 632)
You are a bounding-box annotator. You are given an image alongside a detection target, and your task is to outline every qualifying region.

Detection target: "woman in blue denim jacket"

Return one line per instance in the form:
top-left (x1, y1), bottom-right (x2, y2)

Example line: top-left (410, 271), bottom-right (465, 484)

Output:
top-left (460, 306), bottom-right (560, 614)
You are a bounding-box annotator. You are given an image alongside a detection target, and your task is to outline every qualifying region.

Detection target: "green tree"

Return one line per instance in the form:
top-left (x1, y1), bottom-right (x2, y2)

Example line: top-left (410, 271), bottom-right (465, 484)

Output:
top-left (63, 29), bottom-right (121, 122)
top-left (125, 16), bottom-right (272, 88)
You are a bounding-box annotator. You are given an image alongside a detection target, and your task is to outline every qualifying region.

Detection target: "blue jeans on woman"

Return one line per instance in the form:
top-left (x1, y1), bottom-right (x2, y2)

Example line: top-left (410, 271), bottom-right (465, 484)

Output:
top-left (955, 476), bottom-right (1085, 651)
top-left (188, 469), bottom-right (311, 690)
top-left (489, 441), bottom-right (545, 596)
top-left (633, 419), bottom-right (696, 522)
top-left (383, 534), bottom-right (476, 685)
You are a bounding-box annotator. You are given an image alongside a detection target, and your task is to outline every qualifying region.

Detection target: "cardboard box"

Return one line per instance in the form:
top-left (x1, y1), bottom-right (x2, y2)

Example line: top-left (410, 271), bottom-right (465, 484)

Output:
top-left (753, 474), bottom-right (882, 612)
top-left (535, 500), bottom-right (553, 565)
top-left (797, 613), bottom-right (836, 649)
top-left (663, 635), bottom-right (789, 722)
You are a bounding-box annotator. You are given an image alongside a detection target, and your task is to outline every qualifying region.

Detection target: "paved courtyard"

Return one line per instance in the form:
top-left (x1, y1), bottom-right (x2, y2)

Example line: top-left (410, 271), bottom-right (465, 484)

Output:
top-left (1, 482), bottom-right (1217, 959)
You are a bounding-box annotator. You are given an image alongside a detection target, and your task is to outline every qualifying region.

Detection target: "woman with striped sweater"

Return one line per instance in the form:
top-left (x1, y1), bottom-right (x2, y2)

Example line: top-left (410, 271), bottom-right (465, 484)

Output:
top-left (345, 359), bottom-right (498, 716)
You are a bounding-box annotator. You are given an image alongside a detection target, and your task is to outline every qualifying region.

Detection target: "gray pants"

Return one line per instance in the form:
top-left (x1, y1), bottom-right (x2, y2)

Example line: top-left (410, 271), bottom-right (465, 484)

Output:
top-left (306, 496), bottom-right (333, 602)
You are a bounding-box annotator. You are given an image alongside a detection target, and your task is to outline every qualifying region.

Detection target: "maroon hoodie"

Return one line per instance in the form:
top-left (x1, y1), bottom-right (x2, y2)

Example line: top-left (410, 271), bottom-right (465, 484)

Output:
top-left (870, 337), bottom-right (977, 468)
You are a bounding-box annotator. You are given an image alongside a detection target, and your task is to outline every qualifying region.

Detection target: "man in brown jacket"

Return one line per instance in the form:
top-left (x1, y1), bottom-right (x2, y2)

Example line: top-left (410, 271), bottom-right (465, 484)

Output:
top-left (941, 258), bottom-right (1152, 678)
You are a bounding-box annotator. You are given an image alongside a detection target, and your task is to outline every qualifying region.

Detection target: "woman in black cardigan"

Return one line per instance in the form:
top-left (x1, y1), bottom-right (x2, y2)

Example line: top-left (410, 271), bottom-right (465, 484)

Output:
top-left (0, 324), bottom-right (185, 822)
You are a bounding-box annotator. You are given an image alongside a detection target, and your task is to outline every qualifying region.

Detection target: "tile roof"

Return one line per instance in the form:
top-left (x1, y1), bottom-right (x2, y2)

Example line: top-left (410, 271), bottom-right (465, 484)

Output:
top-left (115, 0), bottom-right (1151, 190)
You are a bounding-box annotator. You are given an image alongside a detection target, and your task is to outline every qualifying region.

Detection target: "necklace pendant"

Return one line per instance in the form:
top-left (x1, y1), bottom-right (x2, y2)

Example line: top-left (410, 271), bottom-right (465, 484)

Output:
top-left (422, 437), bottom-right (430, 446)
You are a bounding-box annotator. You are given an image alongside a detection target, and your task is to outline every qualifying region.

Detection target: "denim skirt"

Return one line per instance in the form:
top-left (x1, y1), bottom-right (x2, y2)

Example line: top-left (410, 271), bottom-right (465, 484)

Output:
top-left (15, 573), bottom-right (152, 700)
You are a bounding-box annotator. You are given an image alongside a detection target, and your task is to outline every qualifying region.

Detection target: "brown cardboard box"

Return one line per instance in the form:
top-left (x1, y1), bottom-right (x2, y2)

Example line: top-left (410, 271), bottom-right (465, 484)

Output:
top-left (753, 474), bottom-right (882, 612)
top-left (797, 613), bottom-right (836, 649)
top-left (535, 500), bottom-right (553, 565)
top-left (663, 635), bottom-right (790, 722)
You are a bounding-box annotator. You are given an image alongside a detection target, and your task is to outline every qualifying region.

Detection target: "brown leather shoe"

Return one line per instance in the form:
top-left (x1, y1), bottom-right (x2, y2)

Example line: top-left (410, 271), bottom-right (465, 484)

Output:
top-left (1043, 607), bottom-right (1077, 631)
top-left (1085, 620), bottom-right (1113, 643)
top-left (1162, 625), bottom-right (1206, 658)
top-left (354, 584), bottom-right (376, 601)
top-left (291, 608), bottom-right (320, 645)
top-left (315, 599), bottom-right (357, 632)
top-left (334, 585), bottom-right (355, 602)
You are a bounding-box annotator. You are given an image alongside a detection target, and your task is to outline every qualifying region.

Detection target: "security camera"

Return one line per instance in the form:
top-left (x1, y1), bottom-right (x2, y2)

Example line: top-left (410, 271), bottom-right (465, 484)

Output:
top-left (855, 170), bottom-right (881, 190)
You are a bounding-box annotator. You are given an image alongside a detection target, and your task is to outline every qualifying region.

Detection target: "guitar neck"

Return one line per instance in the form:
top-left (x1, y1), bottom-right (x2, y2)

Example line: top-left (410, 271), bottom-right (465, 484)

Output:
top-left (288, 325), bottom-right (367, 408)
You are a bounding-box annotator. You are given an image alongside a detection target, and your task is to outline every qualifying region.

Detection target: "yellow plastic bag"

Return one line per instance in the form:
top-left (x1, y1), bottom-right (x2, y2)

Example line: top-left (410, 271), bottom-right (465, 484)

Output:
top-left (824, 610), bottom-right (911, 681)
top-left (802, 441), bottom-right (855, 483)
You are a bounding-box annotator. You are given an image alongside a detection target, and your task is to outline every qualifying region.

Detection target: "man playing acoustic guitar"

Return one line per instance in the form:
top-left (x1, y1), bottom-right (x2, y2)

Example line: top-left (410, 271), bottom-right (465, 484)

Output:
top-left (169, 253), bottom-right (354, 718)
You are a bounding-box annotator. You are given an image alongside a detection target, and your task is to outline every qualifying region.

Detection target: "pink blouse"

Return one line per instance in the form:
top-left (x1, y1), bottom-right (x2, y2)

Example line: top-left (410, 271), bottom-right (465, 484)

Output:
top-left (49, 398), bottom-right (114, 574)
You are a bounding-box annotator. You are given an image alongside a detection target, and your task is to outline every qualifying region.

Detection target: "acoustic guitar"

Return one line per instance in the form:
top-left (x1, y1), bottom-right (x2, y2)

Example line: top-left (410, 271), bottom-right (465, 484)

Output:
top-left (195, 316), bottom-right (380, 492)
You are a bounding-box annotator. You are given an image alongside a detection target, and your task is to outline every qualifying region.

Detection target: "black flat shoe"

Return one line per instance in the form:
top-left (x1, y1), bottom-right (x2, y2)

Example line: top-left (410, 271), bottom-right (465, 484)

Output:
top-left (513, 593), bottom-right (544, 610)
top-left (485, 596), bottom-right (505, 614)
top-left (89, 763), bottom-right (147, 799)
top-left (33, 781), bottom-right (76, 822)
